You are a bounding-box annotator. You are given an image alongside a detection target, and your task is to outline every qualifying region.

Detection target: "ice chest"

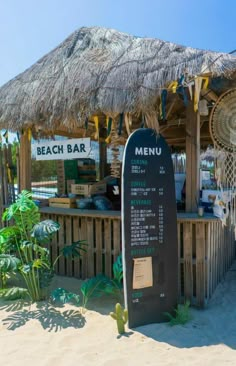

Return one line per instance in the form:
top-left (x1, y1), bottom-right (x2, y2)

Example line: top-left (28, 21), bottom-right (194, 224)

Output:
top-left (71, 182), bottom-right (106, 196)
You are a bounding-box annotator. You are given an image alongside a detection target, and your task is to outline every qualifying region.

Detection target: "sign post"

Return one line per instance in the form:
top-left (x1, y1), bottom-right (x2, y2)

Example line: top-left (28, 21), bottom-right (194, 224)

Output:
top-left (32, 138), bottom-right (91, 160)
top-left (122, 128), bottom-right (178, 328)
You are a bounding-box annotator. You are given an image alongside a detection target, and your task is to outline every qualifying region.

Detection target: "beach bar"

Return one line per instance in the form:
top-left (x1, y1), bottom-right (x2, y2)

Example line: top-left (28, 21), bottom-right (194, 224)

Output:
top-left (0, 27), bottom-right (236, 307)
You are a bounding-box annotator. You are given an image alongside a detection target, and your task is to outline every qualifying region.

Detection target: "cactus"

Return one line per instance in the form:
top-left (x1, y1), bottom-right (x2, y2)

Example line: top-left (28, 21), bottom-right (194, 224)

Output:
top-left (110, 303), bottom-right (128, 334)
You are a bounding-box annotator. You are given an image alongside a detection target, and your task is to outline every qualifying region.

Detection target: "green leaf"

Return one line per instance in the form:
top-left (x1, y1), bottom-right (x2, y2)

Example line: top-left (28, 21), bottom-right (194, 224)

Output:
top-left (20, 240), bottom-right (34, 250)
top-left (32, 258), bottom-right (48, 269)
top-left (164, 301), bottom-right (191, 326)
top-left (0, 226), bottom-right (21, 253)
top-left (32, 244), bottom-right (49, 258)
top-left (3, 287), bottom-right (29, 300)
top-left (113, 255), bottom-right (123, 283)
top-left (81, 274), bottom-right (112, 307)
top-left (20, 264), bottom-right (32, 274)
top-left (3, 190), bottom-right (40, 231)
top-left (61, 240), bottom-right (87, 258)
top-left (0, 254), bottom-right (20, 273)
top-left (31, 220), bottom-right (60, 243)
top-left (51, 288), bottom-right (80, 305)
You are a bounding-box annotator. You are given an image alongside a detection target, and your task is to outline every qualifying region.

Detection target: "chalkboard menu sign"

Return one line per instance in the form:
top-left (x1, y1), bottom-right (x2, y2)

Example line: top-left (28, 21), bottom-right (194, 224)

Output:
top-left (122, 128), bottom-right (178, 328)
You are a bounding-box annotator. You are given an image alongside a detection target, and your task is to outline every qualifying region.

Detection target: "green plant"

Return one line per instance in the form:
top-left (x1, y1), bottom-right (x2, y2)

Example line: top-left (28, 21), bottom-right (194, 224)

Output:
top-left (164, 301), bottom-right (191, 326)
top-left (50, 287), bottom-right (80, 306)
top-left (1, 191), bottom-right (60, 301)
top-left (80, 274), bottom-right (110, 309)
top-left (1, 190), bottom-right (87, 302)
top-left (110, 303), bottom-right (128, 334)
top-left (54, 240), bottom-right (87, 267)
top-left (80, 255), bottom-right (123, 310)
top-left (3, 287), bottom-right (29, 300)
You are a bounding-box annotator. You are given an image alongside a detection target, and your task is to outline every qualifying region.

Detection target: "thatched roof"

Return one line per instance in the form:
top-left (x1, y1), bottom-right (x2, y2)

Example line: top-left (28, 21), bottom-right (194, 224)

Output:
top-left (0, 26), bottom-right (236, 131)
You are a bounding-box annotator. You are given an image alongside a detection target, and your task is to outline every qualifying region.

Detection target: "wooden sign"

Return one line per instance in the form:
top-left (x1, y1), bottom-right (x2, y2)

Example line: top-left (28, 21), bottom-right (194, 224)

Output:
top-left (32, 138), bottom-right (91, 160)
top-left (122, 128), bottom-right (178, 328)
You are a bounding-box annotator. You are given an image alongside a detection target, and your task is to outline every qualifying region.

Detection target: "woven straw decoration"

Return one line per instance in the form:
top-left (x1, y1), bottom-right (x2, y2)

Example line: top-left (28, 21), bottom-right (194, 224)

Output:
top-left (209, 88), bottom-right (236, 153)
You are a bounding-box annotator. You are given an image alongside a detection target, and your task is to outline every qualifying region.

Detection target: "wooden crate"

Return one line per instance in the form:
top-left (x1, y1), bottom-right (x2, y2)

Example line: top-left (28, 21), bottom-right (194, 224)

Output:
top-left (71, 182), bottom-right (106, 196)
top-left (49, 197), bottom-right (76, 208)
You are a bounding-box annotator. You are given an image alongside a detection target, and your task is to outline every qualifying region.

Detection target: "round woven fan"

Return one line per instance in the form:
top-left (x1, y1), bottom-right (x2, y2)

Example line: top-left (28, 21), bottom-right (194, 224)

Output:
top-left (209, 88), bottom-right (236, 152)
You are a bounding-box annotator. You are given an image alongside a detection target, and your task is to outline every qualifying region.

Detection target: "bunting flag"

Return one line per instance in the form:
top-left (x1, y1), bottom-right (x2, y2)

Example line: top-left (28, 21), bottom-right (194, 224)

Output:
top-left (124, 113), bottom-right (131, 136)
top-left (176, 75), bottom-right (188, 106)
top-left (168, 81), bottom-right (178, 93)
top-left (160, 89), bottom-right (168, 120)
top-left (141, 114), bottom-right (145, 128)
top-left (194, 76), bottom-right (209, 112)
top-left (105, 117), bottom-right (113, 143)
top-left (93, 116), bottom-right (99, 140)
top-left (187, 80), bottom-right (195, 100)
top-left (3, 130), bottom-right (8, 143)
top-left (27, 128), bottom-right (32, 141)
top-left (118, 113), bottom-right (124, 136)
top-left (84, 117), bottom-right (89, 130)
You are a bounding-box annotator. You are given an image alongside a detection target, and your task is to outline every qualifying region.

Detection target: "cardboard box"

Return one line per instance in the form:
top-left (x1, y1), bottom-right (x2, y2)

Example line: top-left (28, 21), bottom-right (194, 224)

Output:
top-left (71, 182), bottom-right (106, 196)
top-left (49, 197), bottom-right (77, 208)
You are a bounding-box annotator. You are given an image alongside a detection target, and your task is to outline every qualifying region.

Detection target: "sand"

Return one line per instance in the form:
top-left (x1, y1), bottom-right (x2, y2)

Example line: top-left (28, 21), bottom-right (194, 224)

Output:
top-left (1, 263), bottom-right (236, 366)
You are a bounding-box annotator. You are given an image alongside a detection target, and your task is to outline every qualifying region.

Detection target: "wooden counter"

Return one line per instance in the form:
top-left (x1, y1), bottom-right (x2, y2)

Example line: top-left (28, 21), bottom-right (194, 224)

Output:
top-left (40, 207), bottom-right (235, 307)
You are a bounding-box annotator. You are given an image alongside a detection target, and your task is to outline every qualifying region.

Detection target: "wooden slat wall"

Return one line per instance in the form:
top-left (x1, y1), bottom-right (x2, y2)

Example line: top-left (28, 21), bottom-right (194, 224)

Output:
top-left (41, 212), bottom-right (121, 280)
top-left (41, 211), bottom-right (235, 307)
top-left (178, 218), bottom-right (235, 307)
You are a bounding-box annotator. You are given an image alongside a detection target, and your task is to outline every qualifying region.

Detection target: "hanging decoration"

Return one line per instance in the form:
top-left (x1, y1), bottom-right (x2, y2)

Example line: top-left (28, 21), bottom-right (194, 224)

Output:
top-left (93, 116), bottom-right (99, 140)
top-left (3, 130), bottom-right (8, 144)
top-left (176, 75), bottom-right (188, 106)
top-left (118, 113), bottom-right (124, 136)
top-left (84, 117), bottom-right (89, 130)
top-left (124, 113), bottom-right (132, 136)
top-left (141, 114), bottom-right (145, 128)
top-left (27, 128), bottom-right (32, 141)
top-left (110, 121), bottom-right (122, 178)
top-left (194, 76), bottom-right (209, 112)
top-left (209, 88), bottom-right (236, 235)
top-left (105, 116), bottom-right (113, 143)
top-left (159, 89), bottom-right (168, 121)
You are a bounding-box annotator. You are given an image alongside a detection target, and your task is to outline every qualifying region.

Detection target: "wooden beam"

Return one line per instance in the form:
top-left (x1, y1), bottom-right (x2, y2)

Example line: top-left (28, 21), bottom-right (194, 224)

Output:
top-left (185, 103), bottom-right (200, 212)
top-left (201, 89), bottom-right (218, 102)
top-left (19, 131), bottom-right (32, 192)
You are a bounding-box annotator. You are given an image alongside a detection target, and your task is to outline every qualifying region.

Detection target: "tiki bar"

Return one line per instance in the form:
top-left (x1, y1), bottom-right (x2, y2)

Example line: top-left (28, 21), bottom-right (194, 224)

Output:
top-left (0, 27), bottom-right (236, 307)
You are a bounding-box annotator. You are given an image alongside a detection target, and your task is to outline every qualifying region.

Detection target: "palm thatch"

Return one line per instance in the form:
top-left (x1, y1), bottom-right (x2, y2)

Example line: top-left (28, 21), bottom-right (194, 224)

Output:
top-left (0, 26), bottom-right (236, 131)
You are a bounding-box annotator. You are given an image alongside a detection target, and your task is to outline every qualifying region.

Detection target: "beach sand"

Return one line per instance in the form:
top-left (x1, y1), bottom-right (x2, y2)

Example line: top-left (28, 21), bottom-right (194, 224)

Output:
top-left (1, 263), bottom-right (236, 366)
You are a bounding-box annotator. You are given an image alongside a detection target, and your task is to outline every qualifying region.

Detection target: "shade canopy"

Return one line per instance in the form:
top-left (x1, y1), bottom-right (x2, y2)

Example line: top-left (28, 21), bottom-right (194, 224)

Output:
top-left (0, 26), bottom-right (236, 132)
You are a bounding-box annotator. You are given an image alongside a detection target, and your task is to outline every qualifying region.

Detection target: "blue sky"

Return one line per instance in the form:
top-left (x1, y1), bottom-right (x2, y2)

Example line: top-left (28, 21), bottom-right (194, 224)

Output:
top-left (0, 0), bottom-right (235, 87)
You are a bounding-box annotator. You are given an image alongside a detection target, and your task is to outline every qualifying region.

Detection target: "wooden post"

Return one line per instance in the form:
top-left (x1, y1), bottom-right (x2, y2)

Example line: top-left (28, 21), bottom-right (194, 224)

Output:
top-left (16, 145), bottom-right (20, 196)
top-left (19, 131), bottom-right (32, 192)
top-left (185, 103), bottom-right (200, 212)
top-left (0, 146), bottom-right (4, 223)
top-left (99, 141), bottom-right (107, 180)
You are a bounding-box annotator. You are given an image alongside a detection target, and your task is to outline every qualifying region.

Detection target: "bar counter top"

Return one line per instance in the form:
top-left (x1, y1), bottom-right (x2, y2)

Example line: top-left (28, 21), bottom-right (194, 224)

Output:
top-left (40, 206), bottom-right (219, 221)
